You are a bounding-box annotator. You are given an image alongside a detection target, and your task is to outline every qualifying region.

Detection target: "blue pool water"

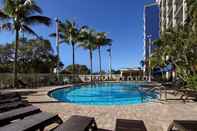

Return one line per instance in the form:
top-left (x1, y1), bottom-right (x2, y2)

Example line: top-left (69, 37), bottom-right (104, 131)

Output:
top-left (49, 82), bottom-right (158, 106)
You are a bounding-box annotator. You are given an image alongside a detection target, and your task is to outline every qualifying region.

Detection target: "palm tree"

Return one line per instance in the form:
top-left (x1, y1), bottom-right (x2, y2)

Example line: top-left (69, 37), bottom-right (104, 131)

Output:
top-left (50, 20), bottom-right (79, 82)
top-left (95, 32), bottom-right (112, 76)
top-left (0, 0), bottom-right (51, 87)
top-left (78, 26), bottom-right (97, 82)
top-left (107, 45), bottom-right (112, 79)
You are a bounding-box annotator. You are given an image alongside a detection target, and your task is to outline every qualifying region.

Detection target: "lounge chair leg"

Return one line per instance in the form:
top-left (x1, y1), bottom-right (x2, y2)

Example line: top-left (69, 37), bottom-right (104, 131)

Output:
top-left (185, 96), bottom-right (189, 103)
top-left (182, 96), bottom-right (187, 103)
top-left (180, 94), bottom-right (184, 100)
top-left (92, 121), bottom-right (97, 130)
top-left (167, 122), bottom-right (174, 131)
top-left (55, 117), bottom-right (63, 124)
top-left (174, 91), bottom-right (178, 96)
top-left (39, 127), bottom-right (45, 131)
top-left (167, 124), bottom-right (174, 131)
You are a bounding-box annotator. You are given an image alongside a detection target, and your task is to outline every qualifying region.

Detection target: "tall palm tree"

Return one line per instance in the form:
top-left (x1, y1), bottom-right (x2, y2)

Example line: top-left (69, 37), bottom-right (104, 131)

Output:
top-left (78, 26), bottom-right (97, 82)
top-left (107, 44), bottom-right (112, 78)
top-left (50, 20), bottom-right (79, 82)
top-left (0, 0), bottom-right (51, 87)
top-left (95, 32), bottom-right (112, 75)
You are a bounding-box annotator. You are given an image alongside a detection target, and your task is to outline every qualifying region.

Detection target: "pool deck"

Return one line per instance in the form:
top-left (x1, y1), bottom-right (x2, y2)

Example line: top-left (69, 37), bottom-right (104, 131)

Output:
top-left (3, 84), bottom-right (197, 131)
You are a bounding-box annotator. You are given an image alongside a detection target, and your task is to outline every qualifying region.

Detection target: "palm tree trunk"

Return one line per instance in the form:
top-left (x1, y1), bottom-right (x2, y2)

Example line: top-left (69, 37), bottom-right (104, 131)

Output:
top-left (109, 46), bottom-right (112, 79)
top-left (14, 29), bottom-right (19, 88)
top-left (98, 46), bottom-right (102, 75)
top-left (89, 49), bottom-right (93, 82)
top-left (72, 42), bottom-right (75, 83)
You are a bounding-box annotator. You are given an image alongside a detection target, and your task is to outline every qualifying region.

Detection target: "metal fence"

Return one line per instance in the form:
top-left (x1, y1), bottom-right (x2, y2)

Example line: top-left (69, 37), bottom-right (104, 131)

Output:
top-left (0, 73), bottom-right (145, 89)
top-left (0, 73), bottom-right (59, 89)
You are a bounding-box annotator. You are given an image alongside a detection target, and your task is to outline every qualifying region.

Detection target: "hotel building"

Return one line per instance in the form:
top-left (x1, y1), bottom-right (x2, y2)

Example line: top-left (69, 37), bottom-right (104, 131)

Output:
top-left (143, 3), bottom-right (160, 78)
top-left (143, 0), bottom-right (188, 80)
top-left (156, 0), bottom-right (187, 32)
top-left (155, 0), bottom-right (188, 80)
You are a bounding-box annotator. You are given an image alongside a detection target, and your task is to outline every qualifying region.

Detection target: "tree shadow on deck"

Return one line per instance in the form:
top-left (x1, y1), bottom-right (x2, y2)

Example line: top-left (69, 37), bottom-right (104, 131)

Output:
top-left (14, 90), bottom-right (67, 104)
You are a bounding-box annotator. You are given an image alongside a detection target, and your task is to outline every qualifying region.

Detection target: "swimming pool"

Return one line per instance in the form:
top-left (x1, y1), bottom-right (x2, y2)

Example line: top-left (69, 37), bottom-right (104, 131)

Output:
top-left (49, 82), bottom-right (158, 105)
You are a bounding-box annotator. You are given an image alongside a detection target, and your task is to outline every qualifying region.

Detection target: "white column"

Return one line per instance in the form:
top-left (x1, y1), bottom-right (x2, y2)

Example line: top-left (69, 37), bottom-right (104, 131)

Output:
top-left (182, 0), bottom-right (187, 25)
top-left (172, 71), bottom-right (176, 81)
top-left (161, 0), bottom-right (165, 32)
top-left (172, 0), bottom-right (177, 27)
top-left (166, 72), bottom-right (170, 81)
top-left (166, 0), bottom-right (170, 29)
top-left (120, 71), bottom-right (123, 77)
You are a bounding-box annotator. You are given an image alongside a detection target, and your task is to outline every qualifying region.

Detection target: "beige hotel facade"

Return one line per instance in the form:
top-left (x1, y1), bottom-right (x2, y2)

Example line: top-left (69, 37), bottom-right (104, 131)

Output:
top-left (156, 0), bottom-right (187, 32)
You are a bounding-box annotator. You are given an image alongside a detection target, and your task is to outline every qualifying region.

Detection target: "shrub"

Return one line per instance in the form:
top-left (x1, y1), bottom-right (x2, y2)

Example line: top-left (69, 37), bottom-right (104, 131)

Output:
top-left (187, 74), bottom-right (197, 90)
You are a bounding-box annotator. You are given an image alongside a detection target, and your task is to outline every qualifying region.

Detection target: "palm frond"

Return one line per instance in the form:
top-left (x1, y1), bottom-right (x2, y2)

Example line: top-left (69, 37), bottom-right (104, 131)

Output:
top-left (24, 15), bottom-right (51, 26)
top-left (22, 25), bottom-right (40, 38)
top-left (80, 25), bottom-right (89, 30)
top-left (0, 10), bottom-right (10, 20)
top-left (49, 32), bottom-right (67, 40)
top-left (51, 19), bottom-right (79, 45)
top-left (3, 0), bottom-right (15, 15)
top-left (23, 0), bottom-right (43, 15)
top-left (77, 41), bottom-right (89, 49)
top-left (59, 22), bottom-right (66, 29)
top-left (49, 33), bottom-right (57, 37)
top-left (0, 22), bottom-right (13, 31)
top-left (95, 32), bottom-right (112, 47)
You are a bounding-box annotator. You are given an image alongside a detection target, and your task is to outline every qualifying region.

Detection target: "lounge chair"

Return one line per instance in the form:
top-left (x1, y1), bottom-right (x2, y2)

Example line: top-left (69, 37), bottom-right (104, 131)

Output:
top-left (54, 115), bottom-right (97, 131)
top-left (97, 129), bottom-right (112, 131)
top-left (0, 112), bottom-right (63, 131)
top-left (0, 92), bottom-right (21, 99)
top-left (0, 106), bottom-right (41, 126)
top-left (168, 120), bottom-right (197, 131)
top-left (115, 119), bottom-right (147, 131)
top-left (162, 78), bottom-right (185, 90)
top-left (0, 100), bottom-right (29, 113)
top-left (0, 93), bottom-right (24, 105)
top-left (161, 78), bottom-right (186, 97)
top-left (54, 115), bottom-right (111, 131)
top-left (179, 89), bottom-right (197, 102)
top-left (0, 95), bottom-right (22, 104)
top-left (0, 91), bottom-right (31, 112)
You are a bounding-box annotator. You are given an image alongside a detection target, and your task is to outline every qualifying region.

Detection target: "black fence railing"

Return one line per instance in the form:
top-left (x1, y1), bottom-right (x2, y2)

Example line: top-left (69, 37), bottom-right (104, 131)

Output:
top-left (0, 73), bottom-right (145, 89)
top-left (0, 73), bottom-right (60, 89)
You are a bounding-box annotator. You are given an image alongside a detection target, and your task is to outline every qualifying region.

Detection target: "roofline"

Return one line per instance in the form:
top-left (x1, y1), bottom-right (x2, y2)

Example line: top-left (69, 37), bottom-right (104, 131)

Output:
top-left (144, 2), bottom-right (158, 8)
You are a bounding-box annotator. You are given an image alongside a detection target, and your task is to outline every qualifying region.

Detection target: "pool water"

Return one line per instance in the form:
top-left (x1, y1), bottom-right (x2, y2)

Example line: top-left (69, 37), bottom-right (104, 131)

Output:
top-left (49, 82), bottom-right (158, 105)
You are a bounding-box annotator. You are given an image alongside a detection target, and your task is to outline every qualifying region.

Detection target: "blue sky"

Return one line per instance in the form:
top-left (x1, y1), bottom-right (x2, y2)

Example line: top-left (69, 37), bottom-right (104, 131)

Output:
top-left (0, 0), bottom-right (154, 72)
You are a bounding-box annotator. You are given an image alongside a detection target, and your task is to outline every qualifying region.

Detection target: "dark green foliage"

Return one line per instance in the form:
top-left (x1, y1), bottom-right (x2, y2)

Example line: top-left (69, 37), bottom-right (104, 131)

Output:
top-left (0, 44), bottom-right (14, 73)
top-left (0, 0), bottom-right (51, 86)
top-left (187, 74), bottom-right (197, 90)
top-left (111, 69), bottom-right (120, 74)
top-left (0, 39), bottom-right (63, 73)
top-left (50, 20), bottom-right (79, 76)
top-left (64, 64), bottom-right (90, 75)
top-left (150, 0), bottom-right (197, 89)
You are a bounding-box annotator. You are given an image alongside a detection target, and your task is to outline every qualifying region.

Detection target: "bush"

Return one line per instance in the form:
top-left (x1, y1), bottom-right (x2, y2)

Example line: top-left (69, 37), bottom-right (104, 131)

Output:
top-left (187, 74), bottom-right (197, 90)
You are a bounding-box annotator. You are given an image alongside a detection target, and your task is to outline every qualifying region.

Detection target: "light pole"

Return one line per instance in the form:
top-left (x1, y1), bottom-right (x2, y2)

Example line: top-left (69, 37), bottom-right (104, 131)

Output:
top-left (147, 35), bottom-right (152, 83)
top-left (55, 17), bottom-right (60, 82)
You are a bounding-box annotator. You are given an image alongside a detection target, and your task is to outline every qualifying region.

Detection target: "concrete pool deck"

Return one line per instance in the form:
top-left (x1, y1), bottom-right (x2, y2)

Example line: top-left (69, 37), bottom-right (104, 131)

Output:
top-left (3, 84), bottom-right (197, 131)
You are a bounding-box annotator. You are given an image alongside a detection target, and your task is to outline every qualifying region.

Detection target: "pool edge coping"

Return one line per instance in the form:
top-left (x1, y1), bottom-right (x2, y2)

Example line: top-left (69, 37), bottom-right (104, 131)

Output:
top-left (48, 82), bottom-right (161, 106)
